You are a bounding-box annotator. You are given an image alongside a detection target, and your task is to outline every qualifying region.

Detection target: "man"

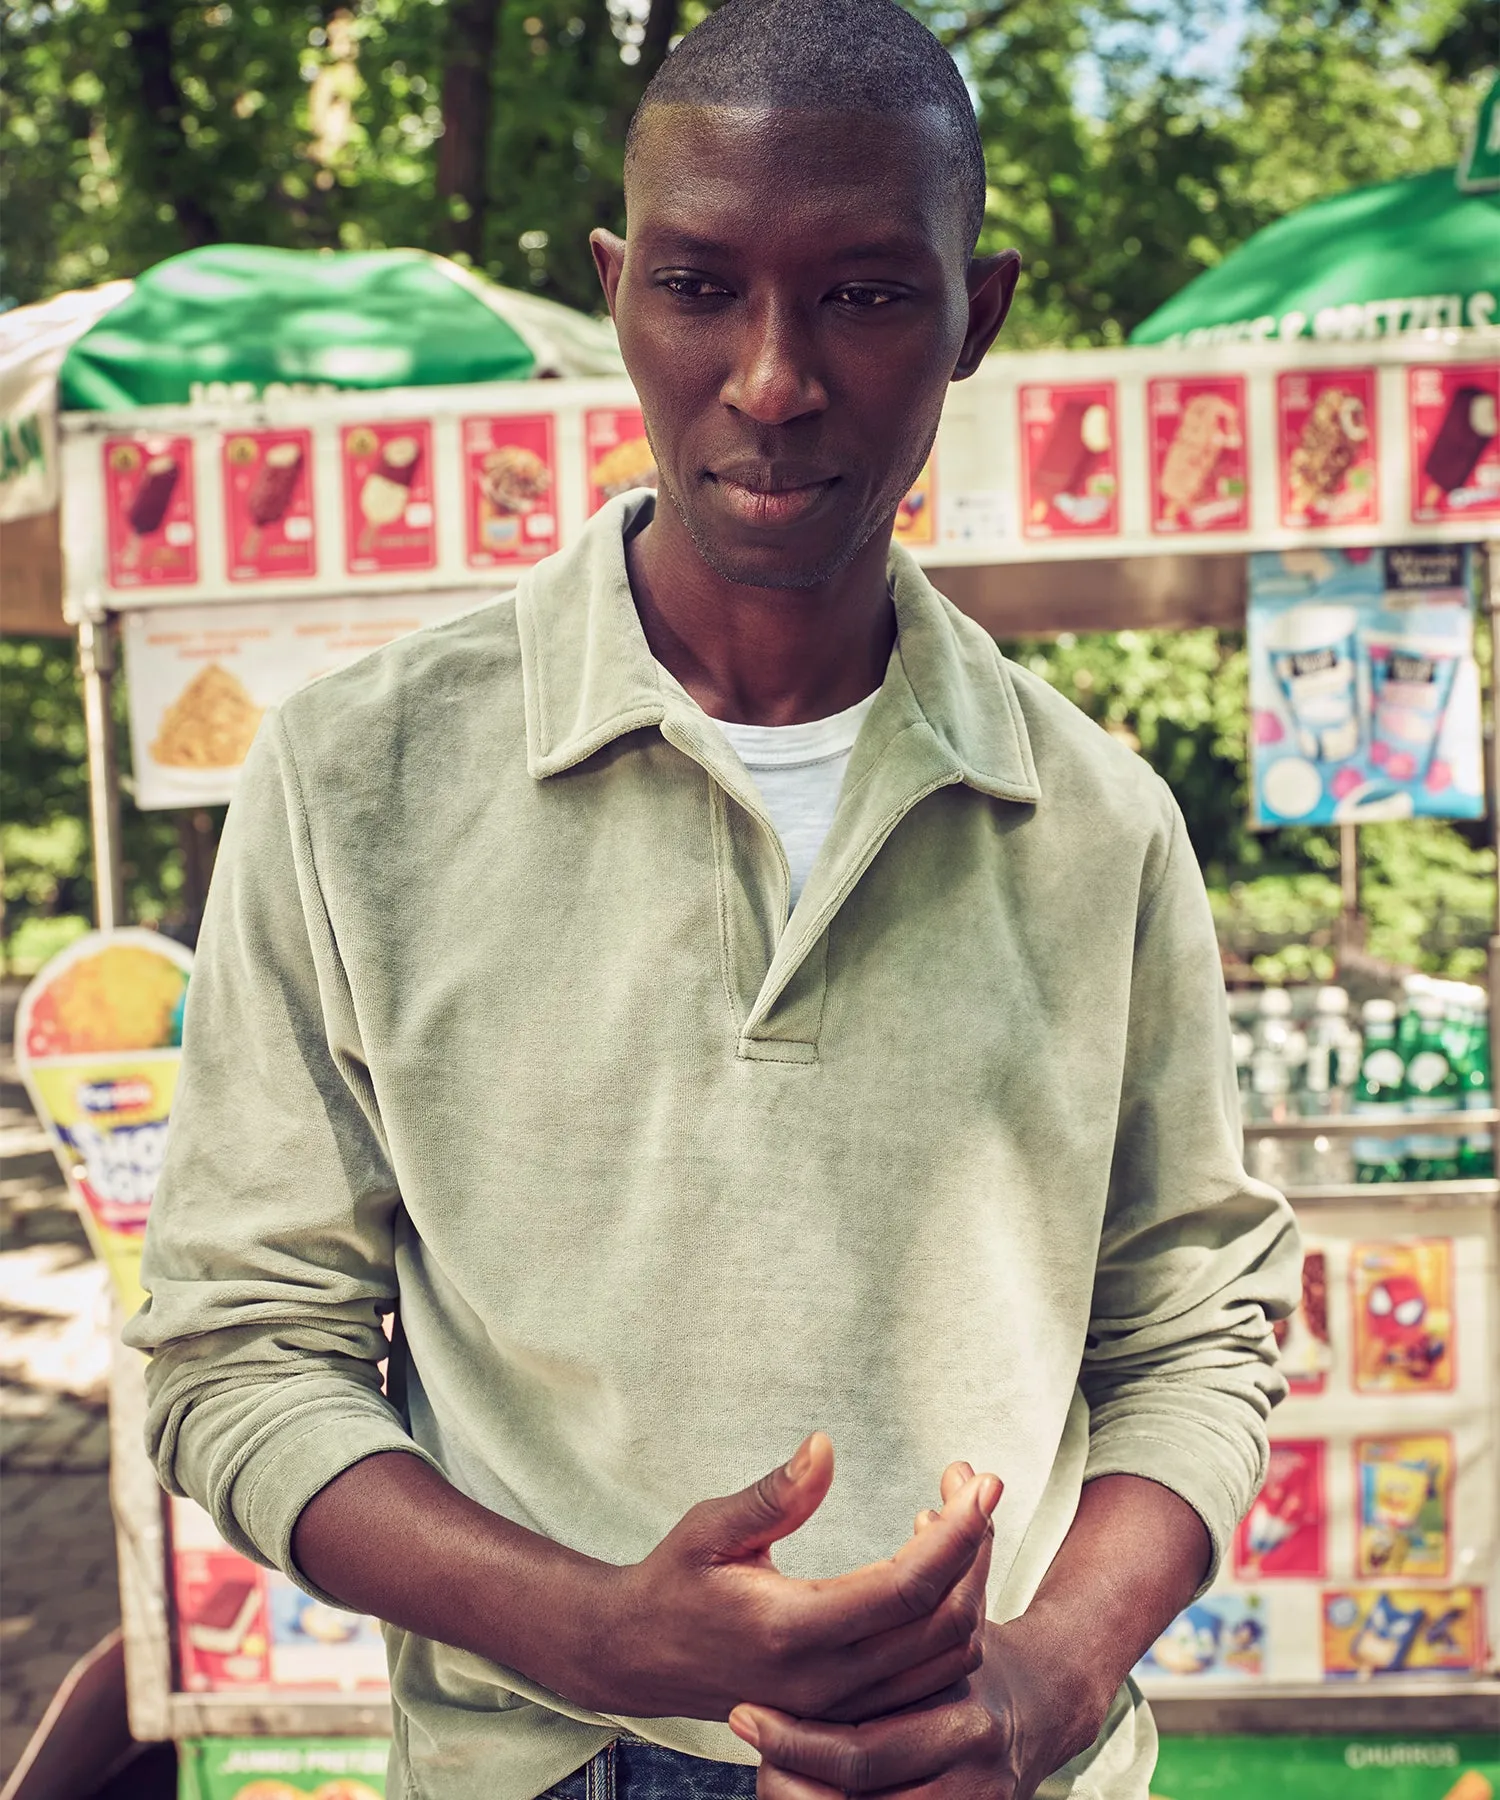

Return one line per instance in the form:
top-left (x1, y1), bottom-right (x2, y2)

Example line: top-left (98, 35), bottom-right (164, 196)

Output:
top-left (127, 1), bottom-right (1300, 1796)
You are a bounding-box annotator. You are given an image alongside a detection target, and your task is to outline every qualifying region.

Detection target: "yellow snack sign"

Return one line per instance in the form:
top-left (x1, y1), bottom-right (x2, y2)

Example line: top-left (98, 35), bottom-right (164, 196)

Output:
top-left (15, 929), bottom-right (193, 1312)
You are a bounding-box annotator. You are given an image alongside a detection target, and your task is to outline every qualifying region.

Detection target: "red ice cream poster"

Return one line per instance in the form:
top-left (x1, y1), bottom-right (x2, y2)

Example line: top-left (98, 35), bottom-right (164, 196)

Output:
top-left (1410, 364), bottom-right (1500, 524)
top-left (174, 1548), bottom-right (271, 1690)
top-left (222, 429), bottom-right (316, 583)
top-left (462, 414), bottom-right (559, 569)
top-left (341, 421), bottom-right (437, 574)
top-left (1019, 382), bottom-right (1119, 538)
top-left (1148, 375), bottom-right (1249, 534)
top-left (1277, 368), bottom-right (1379, 529)
top-left (1233, 1439), bottom-right (1326, 1580)
top-left (104, 435), bottom-right (198, 589)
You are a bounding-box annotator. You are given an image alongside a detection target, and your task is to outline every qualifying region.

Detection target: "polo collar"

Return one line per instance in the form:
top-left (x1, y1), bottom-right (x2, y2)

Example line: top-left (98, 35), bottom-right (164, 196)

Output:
top-left (516, 490), bottom-right (1041, 806)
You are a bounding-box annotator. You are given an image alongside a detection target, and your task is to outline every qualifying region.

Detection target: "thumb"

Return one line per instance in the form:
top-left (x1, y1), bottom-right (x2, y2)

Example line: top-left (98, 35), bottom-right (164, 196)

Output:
top-left (688, 1431), bottom-right (834, 1562)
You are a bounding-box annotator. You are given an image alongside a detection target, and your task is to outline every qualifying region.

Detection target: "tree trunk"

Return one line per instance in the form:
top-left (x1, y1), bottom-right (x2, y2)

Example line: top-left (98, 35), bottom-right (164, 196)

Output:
top-left (127, 0), bottom-right (219, 247)
top-left (438, 0), bottom-right (504, 264)
top-left (638, 0), bottom-right (680, 84)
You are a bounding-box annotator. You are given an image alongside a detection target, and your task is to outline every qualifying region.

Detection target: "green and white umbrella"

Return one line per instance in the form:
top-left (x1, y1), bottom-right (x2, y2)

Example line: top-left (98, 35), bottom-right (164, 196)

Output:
top-left (1, 245), bottom-right (622, 522)
top-left (1130, 164), bottom-right (1500, 349)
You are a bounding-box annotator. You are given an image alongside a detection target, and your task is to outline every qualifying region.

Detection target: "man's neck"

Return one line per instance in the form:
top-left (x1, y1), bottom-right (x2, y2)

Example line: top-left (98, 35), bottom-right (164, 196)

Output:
top-left (625, 498), bottom-right (897, 727)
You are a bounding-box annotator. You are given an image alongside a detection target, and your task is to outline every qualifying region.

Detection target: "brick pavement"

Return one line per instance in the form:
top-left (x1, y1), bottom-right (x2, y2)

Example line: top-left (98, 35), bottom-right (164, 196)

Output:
top-left (0, 978), bottom-right (122, 1782)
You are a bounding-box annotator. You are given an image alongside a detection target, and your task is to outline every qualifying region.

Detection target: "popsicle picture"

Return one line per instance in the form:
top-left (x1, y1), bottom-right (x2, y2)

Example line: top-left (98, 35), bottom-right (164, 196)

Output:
top-left (1020, 383), bottom-right (1118, 536)
top-left (104, 435), bottom-right (198, 588)
top-left (341, 422), bottom-right (437, 573)
top-left (357, 433), bottom-right (423, 552)
top-left (1149, 377), bottom-right (1248, 533)
top-left (242, 440), bottom-right (306, 558)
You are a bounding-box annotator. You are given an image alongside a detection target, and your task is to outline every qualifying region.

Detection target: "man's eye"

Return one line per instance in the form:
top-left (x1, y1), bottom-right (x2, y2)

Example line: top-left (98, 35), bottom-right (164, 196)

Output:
top-left (659, 275), bottom-right (731, 299)
top-left (831, 286), bottom-right (898, 308)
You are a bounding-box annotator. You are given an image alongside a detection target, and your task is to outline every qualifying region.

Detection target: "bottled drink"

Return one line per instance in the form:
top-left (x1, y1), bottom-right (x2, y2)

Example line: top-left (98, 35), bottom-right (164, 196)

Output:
top-left (1403, 992), bottom-right (1462, 1182)
top-left (1246, 989), bottom-right (1295, 1189)
top-left (1458, 987), bottom-right (1494, 1180)
top-left (1300, 986), bottom-right (1354, 1184)
top-left (1353, 999), bottom-right (1406, 1185)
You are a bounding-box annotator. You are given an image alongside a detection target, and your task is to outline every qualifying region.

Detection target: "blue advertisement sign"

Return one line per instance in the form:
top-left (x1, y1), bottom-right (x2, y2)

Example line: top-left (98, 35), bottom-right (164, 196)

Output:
top-left (1249, 545), bottom-right (1484, 827)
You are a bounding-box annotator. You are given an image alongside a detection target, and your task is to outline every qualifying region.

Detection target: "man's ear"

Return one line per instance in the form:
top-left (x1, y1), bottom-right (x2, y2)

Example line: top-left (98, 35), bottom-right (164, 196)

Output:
top-left (954, 248), bottom-right (1022, 380)
top-left (590, 229), bottom-right (627, 321)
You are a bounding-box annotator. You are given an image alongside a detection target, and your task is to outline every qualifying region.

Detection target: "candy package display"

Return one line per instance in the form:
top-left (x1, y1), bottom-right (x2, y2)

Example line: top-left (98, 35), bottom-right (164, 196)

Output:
top-left (1351, 1239), bottom-right (1455, 1394)
top-left (1322, 1587), bottom-right (1485, 1678)
top-left (1249, 545), bottom-right (1483, 826)
top-left (177, 1737), bottom-right (389, 1800)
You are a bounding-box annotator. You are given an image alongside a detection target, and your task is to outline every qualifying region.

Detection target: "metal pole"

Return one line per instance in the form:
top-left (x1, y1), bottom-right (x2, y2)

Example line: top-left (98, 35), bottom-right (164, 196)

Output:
top-left (77, 614), bottom-right (125, 931)
top-left (1485, 541), bottom-right (1500, 1067)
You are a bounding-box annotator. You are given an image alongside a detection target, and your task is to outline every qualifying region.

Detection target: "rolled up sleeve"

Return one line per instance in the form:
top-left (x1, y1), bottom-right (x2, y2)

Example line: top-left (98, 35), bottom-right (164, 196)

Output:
top-left (1080, 783), bottom-right (1301, 1591)
top-left (123, 709), bottom-right (439, 1595)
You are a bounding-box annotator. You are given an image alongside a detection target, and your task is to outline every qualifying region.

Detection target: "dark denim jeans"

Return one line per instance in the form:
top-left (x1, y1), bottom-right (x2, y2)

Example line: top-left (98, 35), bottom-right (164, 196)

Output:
top-left (541, 1736), bottom-right (759, 1800)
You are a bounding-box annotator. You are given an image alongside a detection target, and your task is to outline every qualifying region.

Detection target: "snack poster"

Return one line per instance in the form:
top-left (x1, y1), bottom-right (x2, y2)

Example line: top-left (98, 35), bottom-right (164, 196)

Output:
top-left (1356, 1434), bottom-right (1454, 1579)
top-left (1018, 380), bottom-right (1118, 537)
top-left (1410, 364), bottom-right (1500, 525)
top-left (1322, 1586), bottom-right (1485, 1677)
top-left (894, 461), bottom-right (936, 547)
top-left (177, 1737), bottom-right (389, 1800)
top-left (1248, 545), bottom-right (1483, 827)
top-left (122, 591), bottom-right (483, 809)
top-left (104, 433), bottom-right (198, 589)
top-left (1148, 374), bottom-right (1249, 534)
top-left (1350, 1239), bottom-right (1455, 1394)
top-left (1135, 1594), bottom-right (1265, 1679)
top-left (586, 407), bottom-right (656, 513)
top-left (222, 428), bottom-right (316, 583)
top-left (1151, 1735), bottom-right (1500, 1800)
top-left (463, 413), bottom-right (558, 568)
top-left (1278, 367), bottom-right (1379, 529)
top-left (13, 930), bottom-right (192, 1311)
top-left (341, 421), bottom-right (437, 574)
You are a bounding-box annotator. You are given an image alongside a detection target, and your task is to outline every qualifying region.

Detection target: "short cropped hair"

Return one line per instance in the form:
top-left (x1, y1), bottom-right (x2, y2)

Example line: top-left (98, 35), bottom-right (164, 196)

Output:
top-left (625, 0), bottom-right (988, 253)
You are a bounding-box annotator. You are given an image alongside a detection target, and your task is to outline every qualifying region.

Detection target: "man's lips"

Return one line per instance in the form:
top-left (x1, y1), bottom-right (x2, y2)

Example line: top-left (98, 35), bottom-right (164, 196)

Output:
top-left (707, 466), bottom-right (839, 529)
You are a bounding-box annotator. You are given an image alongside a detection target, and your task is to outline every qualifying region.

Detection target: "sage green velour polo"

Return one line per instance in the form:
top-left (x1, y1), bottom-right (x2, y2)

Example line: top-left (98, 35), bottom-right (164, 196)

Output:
top-left (127, 491), bottom-right (1299, 1800)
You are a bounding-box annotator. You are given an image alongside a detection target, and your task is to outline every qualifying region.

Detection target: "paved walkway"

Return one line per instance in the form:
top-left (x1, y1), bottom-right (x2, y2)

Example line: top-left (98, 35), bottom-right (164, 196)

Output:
top-left (0, 979), bottom-right (121, 1781)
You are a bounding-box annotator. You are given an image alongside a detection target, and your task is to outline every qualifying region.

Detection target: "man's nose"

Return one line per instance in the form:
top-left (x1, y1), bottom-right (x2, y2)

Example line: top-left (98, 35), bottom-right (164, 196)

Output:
top-left (719, 300), bottom-right (828, 425)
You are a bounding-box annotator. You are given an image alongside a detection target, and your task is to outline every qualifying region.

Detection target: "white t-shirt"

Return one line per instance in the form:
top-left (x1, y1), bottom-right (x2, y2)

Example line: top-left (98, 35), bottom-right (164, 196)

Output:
top-left (657, 664), bottom-right (876, 908)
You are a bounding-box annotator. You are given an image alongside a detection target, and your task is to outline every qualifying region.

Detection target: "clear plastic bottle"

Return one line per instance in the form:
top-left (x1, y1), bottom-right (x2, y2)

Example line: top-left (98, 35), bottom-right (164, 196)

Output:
top-left (1246, 989), bottom-right (1295, 1189)
top-left (1458, 986), bottom-right (1494, 1180)
top-left (1353, 999), bottom-right (1406, 1185)
top-left (1403, 991), bottom-right (1462, 1182)
top-left (1300, 986), bottom-right (1354, 1185)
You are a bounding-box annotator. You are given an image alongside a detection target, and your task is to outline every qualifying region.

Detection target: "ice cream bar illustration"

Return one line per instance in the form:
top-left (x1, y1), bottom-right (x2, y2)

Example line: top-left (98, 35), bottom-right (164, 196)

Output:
top-left (1423, 386), bottom-right (1498, 506)
top-left (122, 453), bottom-right (180, 569)
top-left (1287, 388), bottom-right (1367, 516)
top-left (357, 434), bottom-right (423, 549)
top-left (185, 1575), bottom-right (260, 1654)
top-left (1030, 400), bottom-right (1110, 521)
top-left (242, 440), bottom-right (305, 557)
top-left (1160, 394), bottom-right (1241, 522)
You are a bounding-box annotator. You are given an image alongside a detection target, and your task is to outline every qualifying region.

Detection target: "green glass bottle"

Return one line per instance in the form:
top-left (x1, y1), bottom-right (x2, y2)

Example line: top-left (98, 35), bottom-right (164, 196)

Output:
top-left (1353, 999), bottom-right (1407, 1185)
top-left (1458, 988), bottom-right (1494, 1180)
top-left (1403, 992), bottom-right (1461, 1182)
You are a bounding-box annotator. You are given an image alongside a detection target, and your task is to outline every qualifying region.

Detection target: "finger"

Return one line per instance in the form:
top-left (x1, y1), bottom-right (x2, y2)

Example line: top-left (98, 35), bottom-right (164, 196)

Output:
top-left (912, 1507), bottom-right (940, 1535)
top-left (687, 1432), bottom-right (834, 1561)
top-left (732, 1701), bottom-right (989, 1793)
top-left (939, 1462), bottom-right (974, 1507)
top-left (820, 1638), bottom-right (983, 1723)
top-left (805, 1473), bottom-right (1000, 1642)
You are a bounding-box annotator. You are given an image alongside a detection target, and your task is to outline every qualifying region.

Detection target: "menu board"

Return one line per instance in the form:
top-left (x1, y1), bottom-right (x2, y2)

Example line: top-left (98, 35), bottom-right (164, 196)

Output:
top-left (222, 428), bottom-right (316, 582)
top-left (13, 930), bottom-right (192, 1312)
top-left (123, 592), bottom-right (486, 810)
top-left (1152, 1734), bottom-right (1500, 1800)
top-left (462, 413), bottom-right (558, 568)
top-left (1278, 369), bottom-right (1380, 529)
top-left (1410, 364), bottom-right (1500, 526)
top-left (1019, 381), bottom-right (1119, 537)
top-left (341, 421), bottom-right (436, 574)
top-left (585, 407), bottom-right (656, 514)
top-left (1247, 545), bottom-right (1483, 827)
top-left (1134, 1206), bottom-right (1498, 1690)
top-left (104, 434), bottom-right (198, 588)
top-left (1148, 374), bottom-right (1249, 534)
top-left (171, 1497), bottom-right (388, 1694)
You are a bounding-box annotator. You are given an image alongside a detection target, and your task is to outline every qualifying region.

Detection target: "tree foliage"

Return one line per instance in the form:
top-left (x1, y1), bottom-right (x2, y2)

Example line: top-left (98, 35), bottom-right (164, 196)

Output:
top-left (0, 0), bottom-right (1494, 970)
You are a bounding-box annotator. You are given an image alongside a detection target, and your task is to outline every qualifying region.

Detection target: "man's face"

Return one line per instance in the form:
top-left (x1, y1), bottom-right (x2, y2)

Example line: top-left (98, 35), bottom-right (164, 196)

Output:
top-left (595, 105), bottom-right (1015, 590)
